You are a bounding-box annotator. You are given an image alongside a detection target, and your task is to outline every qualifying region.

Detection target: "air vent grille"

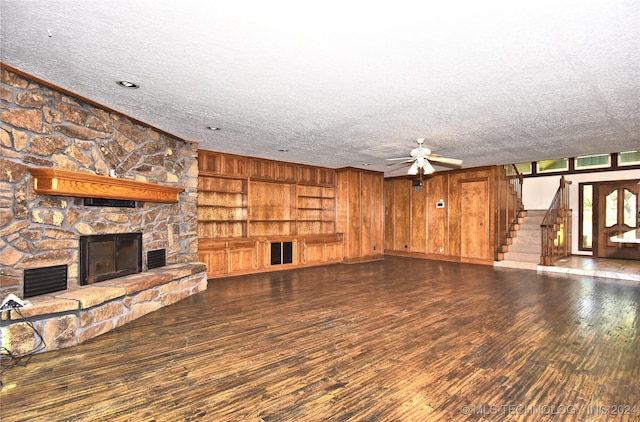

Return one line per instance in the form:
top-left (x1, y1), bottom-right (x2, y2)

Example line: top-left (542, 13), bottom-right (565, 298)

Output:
top-left (24, 265), bottom-right (67, 298)
top-left (270, 242), bottom-right (293, 265)
top-left (84, 197), bottom-right (137, 208)
top-left (147, 249), bottom-right (166, 270)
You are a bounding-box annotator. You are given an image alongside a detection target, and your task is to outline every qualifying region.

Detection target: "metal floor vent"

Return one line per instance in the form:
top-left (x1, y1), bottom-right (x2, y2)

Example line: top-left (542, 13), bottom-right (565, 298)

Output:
top-left (24, 264), bottom-right (67, 298)
top-left (147, 249), bottom-right (166, 270)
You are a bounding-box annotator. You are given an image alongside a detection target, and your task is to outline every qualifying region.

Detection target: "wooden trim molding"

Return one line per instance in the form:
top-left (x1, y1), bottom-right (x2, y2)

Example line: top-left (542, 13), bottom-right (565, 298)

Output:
top-left (28, 168), bottom-right (184, 203)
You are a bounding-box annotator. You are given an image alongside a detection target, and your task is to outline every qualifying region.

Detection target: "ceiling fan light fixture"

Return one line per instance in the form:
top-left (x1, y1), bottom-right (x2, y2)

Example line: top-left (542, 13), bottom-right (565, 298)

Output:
top-left (408, 161), bottom-right (419, 175)
top-left (422, 160), bottom-right (435, 174)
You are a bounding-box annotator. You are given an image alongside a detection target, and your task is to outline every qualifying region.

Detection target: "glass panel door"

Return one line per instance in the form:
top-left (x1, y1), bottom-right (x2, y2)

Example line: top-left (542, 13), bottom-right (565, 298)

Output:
top-left (596, 183), bottom-right (639, 260)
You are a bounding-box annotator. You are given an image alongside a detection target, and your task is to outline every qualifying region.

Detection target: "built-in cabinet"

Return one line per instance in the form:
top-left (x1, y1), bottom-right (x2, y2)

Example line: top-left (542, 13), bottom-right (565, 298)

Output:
top-left (197, 151), bottom-right (343, 278)
top-left (385, 166), bottom-right (500, 265)
top-left (336, 168), bottom-right (385, 263)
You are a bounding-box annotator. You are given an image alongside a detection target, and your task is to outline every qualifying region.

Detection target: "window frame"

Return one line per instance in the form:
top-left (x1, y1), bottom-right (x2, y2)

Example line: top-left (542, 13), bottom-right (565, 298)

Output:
top-left (520, 152), bottom-right (640, 179)
top-left (578, 182), bottom-right (594, 252)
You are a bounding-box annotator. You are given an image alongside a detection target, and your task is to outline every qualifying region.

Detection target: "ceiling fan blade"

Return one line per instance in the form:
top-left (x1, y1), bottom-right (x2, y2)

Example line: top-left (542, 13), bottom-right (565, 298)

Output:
top-left (386, 160), bottom-right (414, 167)
top-left (385, 165), bottom-right (409, 174)
top-left (385, 157), bottom-right (411, 161)
top-left (428, 156), bottom-right (463, 167)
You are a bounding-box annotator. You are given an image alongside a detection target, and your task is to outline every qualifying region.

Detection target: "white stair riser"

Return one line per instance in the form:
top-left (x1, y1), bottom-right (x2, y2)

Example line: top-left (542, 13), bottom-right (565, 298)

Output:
top-left (503, 252), bottom-right (540, 263)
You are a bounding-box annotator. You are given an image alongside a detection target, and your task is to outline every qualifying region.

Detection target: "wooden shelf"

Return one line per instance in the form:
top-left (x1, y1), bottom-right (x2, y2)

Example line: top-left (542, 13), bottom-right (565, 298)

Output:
top-left (28, 168), bottom-right (184, 203)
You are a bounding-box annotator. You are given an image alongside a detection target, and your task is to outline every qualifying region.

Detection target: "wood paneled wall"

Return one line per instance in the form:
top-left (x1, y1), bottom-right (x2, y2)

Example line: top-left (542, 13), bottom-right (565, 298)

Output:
top-left (385, 166), bottom-right (500, 265)
top-left (336, 168), bottom-right (385, 263)
top-left (198, 149), bottom-right (509, 274)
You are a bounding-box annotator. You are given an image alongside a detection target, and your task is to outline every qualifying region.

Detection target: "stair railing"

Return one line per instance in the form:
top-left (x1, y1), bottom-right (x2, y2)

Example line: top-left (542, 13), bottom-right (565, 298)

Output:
top-left (505, 164), bottom-right (523, 208)
top-left (496, 164), bottom-right (525, 260)
top-left (540, 175), bottom-right (572, 265)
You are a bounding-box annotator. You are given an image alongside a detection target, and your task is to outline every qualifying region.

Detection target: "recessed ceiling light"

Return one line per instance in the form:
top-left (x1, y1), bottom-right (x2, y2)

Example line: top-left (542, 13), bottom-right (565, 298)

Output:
top-left (362, 163), bottom-right (370, 166)
top-left (116, 80), bottom-right (139, 89)
top-left (206, 126), bottom-right (220, 131)
top-left (278, 149), bottom-right (289, 152)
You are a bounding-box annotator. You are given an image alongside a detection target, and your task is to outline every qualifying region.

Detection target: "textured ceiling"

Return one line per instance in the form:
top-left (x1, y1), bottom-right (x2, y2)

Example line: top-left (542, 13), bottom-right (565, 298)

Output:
top-left (1, 1), bottom-right (639, 175)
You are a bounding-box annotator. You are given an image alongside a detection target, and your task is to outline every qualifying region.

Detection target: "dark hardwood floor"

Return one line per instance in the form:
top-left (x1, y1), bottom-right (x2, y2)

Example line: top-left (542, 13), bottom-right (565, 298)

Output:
top-left (2, 256), bottom-right (639, 421)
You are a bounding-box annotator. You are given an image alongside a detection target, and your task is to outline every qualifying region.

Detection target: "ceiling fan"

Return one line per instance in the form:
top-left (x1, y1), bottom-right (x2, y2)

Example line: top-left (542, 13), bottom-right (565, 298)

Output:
top-left (386, 138), bottom-right (463, 175)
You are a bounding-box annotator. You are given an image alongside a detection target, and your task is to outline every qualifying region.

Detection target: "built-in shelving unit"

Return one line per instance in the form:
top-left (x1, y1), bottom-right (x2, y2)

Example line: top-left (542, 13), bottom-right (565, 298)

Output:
top-left (197, 176), bottom-right (247, 238)
top-left (197, 150), bottom-right (345, 278)
top-left (297, 185), bottom-right (336, 235)
top-left (248, 180), bottom-right (297, 236)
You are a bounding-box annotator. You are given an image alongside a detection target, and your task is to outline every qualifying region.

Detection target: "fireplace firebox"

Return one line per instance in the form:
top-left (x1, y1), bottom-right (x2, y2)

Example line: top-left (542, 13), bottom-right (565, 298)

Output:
top-left (79, 233), bottom-right (142, 285)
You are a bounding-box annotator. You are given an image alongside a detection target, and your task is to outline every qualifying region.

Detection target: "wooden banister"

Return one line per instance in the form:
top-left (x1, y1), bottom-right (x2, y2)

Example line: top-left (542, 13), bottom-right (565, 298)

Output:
top-left (505, 164), bottom-right (523, 207)
top-left (540, 176), bottom-right (572, 265)
top-left (496, 164), bottom-right (525, 260)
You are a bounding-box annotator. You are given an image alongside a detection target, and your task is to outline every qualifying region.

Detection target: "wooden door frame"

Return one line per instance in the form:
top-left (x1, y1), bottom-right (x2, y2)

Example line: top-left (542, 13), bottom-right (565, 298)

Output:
top-left (593, 180), bottom-right (640, 259)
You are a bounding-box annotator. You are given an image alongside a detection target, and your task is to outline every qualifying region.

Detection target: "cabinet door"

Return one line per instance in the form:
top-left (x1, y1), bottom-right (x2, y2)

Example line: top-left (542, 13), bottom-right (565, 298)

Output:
top-left (227, 240), bottom-right (259, 272)
top-left (198, 249), bottom-right (226, 277)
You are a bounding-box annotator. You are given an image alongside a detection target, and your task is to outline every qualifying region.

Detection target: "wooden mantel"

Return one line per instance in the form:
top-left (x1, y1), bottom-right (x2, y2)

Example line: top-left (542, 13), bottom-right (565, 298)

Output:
top-left (28, 168), bottom-right (184, 203)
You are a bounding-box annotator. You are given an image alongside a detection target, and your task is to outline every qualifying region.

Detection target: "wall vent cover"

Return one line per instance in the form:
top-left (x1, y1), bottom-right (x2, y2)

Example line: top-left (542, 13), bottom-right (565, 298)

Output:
top-left (270, 242), bottom-right (293, 265)
top-left (24, 264), bottom-right (67, 298)
top-left (84, 197), bottom-right (137, 208)
top-left (147, 248), bottom-right (166, 270)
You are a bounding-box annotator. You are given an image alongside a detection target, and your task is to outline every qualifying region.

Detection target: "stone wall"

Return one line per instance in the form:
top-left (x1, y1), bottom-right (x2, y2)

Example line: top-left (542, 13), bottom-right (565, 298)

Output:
top-left (0, 67), bottom-right (199, 297)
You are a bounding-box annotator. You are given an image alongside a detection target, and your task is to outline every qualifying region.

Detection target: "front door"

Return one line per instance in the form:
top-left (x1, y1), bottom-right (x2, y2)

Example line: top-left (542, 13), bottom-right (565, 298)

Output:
top-left (595, 182), bottom-right (640, 260)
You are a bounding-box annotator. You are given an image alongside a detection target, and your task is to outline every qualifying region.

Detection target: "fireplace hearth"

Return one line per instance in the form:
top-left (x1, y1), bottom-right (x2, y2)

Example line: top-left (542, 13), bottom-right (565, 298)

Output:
top-left (79, 233), bottom-right (142, 285)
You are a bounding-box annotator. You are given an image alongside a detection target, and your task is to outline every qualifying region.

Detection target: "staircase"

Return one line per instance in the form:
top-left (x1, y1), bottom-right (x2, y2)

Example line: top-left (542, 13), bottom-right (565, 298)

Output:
top-left (494, 210), bottom-right (545, 270)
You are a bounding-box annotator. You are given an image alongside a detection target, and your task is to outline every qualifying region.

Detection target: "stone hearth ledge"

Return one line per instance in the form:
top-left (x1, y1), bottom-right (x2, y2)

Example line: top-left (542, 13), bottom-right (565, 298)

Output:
top-left (0, 262), bottom-right (207, 354)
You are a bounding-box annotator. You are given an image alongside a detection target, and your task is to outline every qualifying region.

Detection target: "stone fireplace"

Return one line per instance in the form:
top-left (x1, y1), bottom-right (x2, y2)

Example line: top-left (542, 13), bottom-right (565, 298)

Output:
top-left (0, 67), bottom-right (207, 353)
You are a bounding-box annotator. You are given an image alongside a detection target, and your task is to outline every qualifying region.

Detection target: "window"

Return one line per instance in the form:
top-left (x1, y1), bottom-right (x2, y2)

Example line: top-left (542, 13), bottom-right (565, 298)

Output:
top-left (512, 150), bottom-right (639, 178)
top-left (623, 189), bottom-right (637, 227)
top-left (537, 158), bottom-right (569, 173)
top-left (579, 184), bottom-right (593, 250)
top-left (605, 190), bottom-right (618, 227)
top-left (619, 150), bottom-right (640, 166)
top-left (514, 162), bottom-right (532, 175)
top-left (575, 154), bottom-right (610, 170)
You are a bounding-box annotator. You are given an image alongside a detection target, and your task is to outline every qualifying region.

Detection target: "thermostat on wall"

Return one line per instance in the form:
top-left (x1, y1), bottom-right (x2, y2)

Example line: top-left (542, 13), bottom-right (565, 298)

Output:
top-left (436, 199), bottom-right (445, 208)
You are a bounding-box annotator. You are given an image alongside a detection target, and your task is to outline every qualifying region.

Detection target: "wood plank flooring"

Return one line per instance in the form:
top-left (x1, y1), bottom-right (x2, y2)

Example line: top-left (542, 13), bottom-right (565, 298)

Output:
top-left (1, 255), bottom-right (639, 421)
